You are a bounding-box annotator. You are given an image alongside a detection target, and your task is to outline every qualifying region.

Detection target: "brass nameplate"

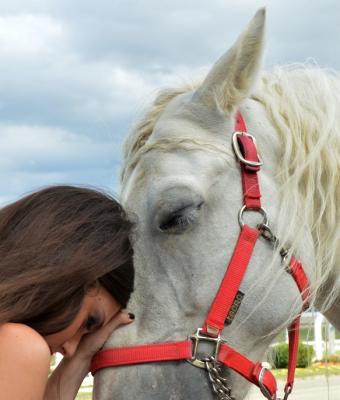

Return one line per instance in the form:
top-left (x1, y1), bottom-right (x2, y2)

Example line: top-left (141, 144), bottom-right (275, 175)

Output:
top-left (225, 290), bottom-right (244, 325)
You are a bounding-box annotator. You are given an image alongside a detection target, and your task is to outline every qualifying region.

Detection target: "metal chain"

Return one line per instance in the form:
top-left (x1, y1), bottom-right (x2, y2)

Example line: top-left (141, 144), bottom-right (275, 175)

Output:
top-left (257, 223), bottom-right (290, 266)
top-left (204, 356), bottom-right (235, 400)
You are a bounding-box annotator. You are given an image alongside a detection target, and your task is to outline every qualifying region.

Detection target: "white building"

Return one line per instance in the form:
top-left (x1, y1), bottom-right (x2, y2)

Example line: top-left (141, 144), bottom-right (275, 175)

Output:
top-left (301, 311), bottom-right (339, 360)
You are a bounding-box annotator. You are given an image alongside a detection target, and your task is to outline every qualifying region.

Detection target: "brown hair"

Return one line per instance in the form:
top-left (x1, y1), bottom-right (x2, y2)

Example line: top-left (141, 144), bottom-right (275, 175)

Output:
top-left (0, 186), bottom-right (134, 335)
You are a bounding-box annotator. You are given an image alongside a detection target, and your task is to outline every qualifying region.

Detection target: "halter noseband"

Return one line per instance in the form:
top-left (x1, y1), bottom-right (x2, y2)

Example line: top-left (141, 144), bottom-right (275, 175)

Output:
top-left (91, 112), bottom-right (310, 400)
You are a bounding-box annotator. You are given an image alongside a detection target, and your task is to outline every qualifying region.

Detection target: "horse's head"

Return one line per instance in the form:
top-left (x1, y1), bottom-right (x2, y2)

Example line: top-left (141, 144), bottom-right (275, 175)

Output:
top-left (94, 9), bottom-right (316, 400)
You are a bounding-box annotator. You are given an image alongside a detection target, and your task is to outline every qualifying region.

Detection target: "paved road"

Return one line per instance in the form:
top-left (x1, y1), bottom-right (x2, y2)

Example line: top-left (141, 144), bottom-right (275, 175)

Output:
top-left (246, 376), bottom-right (340, 400)
top-left (81, 375), bottom-right (340, 399)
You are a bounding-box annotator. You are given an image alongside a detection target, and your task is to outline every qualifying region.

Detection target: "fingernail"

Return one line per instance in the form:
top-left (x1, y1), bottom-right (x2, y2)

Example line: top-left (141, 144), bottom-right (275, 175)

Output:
top-left (128, 312), bottom-right (135, 320)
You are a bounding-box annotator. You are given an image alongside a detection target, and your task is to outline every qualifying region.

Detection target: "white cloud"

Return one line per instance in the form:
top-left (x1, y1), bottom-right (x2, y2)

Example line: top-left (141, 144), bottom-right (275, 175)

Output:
top-left (0, 124), bottom-right (121, 171)
top-left (0, 14), bottom-right (65, 56)
top-left (0, 124), bottom-right (123, 206)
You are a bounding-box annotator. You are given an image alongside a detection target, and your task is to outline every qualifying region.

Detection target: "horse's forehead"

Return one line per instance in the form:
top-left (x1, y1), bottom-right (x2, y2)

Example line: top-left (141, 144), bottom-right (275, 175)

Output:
top-left (138, 148), bottom-right (215, 188)
top-left (122, 140), bottom-right (226, 206)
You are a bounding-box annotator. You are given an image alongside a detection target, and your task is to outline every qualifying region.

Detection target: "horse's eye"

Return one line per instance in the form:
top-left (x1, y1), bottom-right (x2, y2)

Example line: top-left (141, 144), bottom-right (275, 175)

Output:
top-left (158, 202), bottom-right (204, 234)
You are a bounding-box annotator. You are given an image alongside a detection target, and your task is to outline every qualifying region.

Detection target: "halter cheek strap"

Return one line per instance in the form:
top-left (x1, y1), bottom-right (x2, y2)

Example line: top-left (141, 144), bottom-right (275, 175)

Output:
top-left (90, 112), bottom-right (310, 400)
top-left (203, 224), bottom-right (259, 336)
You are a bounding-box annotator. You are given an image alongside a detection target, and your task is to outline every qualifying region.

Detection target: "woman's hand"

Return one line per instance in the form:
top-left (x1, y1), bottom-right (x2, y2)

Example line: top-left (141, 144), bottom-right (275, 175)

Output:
top-left (75, 311), bottom-right (134, 362)
top-left (45, 312), bottom-right (134, 400)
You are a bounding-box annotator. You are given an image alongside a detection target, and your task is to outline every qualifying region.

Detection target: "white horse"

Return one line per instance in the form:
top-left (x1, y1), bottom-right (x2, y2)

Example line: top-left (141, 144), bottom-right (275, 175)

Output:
top-left (94, 9), bottom-right (339, 400)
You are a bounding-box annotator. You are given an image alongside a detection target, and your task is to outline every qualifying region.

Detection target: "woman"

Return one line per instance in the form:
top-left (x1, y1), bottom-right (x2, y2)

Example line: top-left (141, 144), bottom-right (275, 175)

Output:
top-left (0, 185), bottom-right (135, 399)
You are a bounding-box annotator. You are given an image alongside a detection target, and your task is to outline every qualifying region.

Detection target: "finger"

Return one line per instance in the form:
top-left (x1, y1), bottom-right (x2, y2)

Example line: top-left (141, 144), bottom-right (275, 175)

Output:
top-left (98, 311), bottom-right (134, 340)
top-left (110, 311), bottom-right (134, 328)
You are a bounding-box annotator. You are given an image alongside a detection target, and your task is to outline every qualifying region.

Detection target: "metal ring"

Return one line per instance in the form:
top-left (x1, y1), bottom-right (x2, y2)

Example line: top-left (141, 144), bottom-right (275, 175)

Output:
top-left (238, 205), bottom-right (268, 228)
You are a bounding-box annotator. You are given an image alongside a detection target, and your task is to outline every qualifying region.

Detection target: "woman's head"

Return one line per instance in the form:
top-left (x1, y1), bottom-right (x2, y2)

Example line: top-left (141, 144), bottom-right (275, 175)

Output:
top-left (0, 186), bottom-right (134, 336)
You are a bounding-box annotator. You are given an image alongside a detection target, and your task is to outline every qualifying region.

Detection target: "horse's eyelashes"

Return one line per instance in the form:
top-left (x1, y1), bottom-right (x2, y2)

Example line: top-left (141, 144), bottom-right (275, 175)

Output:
top-left (159, 214), bottom-right (190, 231)
top-left (197, 201), bottom-right (204, 210)
top-left (158, 202), bottom-right (203, 234)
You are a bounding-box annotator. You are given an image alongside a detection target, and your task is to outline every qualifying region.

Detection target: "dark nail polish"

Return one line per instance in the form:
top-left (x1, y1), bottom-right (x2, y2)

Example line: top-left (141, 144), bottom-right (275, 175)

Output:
top-left (128, 312), bottom-right (135, 320)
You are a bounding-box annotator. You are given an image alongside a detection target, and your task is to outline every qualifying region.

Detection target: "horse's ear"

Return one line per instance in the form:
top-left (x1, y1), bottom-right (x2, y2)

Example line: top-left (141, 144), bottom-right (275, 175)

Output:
top-left (193, 8), bottom-right (266, 113)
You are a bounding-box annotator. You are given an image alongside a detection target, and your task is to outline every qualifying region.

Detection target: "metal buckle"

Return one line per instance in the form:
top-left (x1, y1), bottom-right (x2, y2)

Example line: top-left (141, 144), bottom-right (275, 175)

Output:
top-left (238, 205), bottom-right (268, 229)
top-left (258, 367), bottom-right (276, 400)
top-left (187, 328), bottom-right (226, 369)
top-left (232, 131), bottom-right (263, 167)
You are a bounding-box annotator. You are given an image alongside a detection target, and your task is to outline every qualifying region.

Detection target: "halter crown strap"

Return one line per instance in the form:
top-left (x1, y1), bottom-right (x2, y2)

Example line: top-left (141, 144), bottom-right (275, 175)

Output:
top-left (234, 111), bottom-right (262, 209)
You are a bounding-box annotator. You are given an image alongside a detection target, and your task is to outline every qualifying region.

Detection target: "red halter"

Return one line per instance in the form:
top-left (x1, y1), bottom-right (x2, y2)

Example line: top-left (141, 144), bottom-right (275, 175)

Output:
top-left (91, 112), bottom-right (310, 400)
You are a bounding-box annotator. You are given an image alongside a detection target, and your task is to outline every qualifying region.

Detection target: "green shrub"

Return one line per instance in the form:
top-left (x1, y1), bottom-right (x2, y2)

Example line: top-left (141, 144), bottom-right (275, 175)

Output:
top-left (297, 343), bottom-right (314, 367)
top-left (273, 342), bottom-right (314, 368)
top-left (273, 343), bottom-right (289, 368)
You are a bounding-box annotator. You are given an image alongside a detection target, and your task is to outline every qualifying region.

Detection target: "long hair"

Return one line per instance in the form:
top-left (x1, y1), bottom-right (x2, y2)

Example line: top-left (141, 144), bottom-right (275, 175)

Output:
top-left (252, 66), bottom-right (340, 312)
top-left (0, 185), bottom-right (134, 335)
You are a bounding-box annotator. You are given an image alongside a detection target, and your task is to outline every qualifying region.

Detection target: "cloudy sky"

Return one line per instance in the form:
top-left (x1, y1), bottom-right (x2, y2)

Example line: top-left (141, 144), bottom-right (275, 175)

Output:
top-left (0, 0), bottom-right (339, 206)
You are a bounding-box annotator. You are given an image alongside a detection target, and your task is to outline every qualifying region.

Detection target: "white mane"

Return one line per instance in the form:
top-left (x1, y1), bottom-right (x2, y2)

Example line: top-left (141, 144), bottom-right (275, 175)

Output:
top-left (253, 66), bottom-right (340, 311)
top-left (121, 66), bottom-right (340, 313)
